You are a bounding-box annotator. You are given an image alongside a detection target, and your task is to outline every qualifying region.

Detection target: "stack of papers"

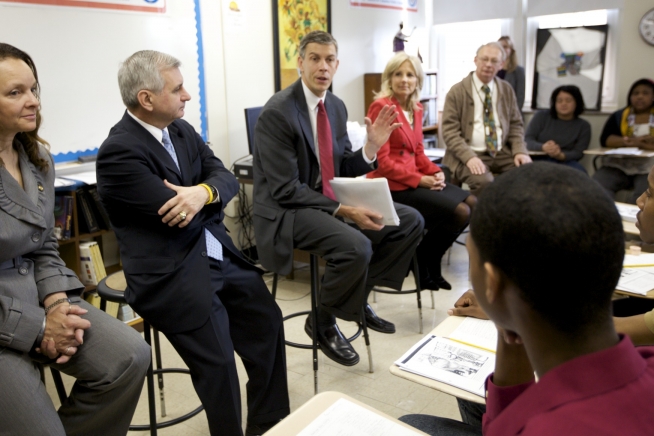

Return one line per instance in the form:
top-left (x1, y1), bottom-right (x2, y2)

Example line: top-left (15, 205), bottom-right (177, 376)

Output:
top-left (395, 318), bottom-right (497, 397)
top-left (330, 177), bottom-right (399, 226)
top-left (616, 203), bottom-right (639, 223)
top-left (604, 147), bottom-right (643, 155)
top-left (617, 268), bottom-right (654, 295)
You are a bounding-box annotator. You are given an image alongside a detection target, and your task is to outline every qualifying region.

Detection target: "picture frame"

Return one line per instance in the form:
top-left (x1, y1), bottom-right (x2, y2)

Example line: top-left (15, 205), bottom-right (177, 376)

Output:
top-left (532, 25), bottom-right (608, 111)
top-left (272, 0), bottom-right (332, 92)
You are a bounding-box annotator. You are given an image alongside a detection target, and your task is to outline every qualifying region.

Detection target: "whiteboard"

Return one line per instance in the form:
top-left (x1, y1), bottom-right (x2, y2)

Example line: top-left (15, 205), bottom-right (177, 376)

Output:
top-left (0, 0), bottom-right (205, 162)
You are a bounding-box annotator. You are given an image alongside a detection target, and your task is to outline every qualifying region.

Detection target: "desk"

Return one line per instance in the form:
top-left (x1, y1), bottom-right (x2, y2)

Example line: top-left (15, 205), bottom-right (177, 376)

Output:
top-left (390, 316), bottom-right (486, 405)
top-left (583, 148), bottom-right (654, 172)
top-left (266, 391), bottom-right (427, 435)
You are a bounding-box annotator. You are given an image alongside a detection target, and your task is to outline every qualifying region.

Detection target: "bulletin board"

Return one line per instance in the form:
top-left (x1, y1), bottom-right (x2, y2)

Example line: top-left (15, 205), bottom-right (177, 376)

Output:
top-left (0, 0), bottom-right (208, 162)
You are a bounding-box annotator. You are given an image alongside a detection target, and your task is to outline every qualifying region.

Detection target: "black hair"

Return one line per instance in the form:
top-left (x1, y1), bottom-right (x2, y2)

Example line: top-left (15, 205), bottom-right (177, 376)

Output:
top-left (469, 162), bottom-right (624, 333)
top-left (549, 85), bottom-right (585, 119)
top-left (626, 78), bottom-right (654, 107)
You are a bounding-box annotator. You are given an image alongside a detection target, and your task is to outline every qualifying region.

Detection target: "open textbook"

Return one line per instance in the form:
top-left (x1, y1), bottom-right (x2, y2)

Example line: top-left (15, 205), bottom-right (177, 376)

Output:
top-left (395, 318), bottom-right (497, 397)
top-left (330, 177), bottom-right (400, 226)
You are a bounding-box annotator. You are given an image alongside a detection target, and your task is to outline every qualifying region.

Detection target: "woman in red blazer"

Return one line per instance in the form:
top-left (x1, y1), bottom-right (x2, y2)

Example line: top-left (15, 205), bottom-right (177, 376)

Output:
top-left (367, 54), bottom-right (476, 290)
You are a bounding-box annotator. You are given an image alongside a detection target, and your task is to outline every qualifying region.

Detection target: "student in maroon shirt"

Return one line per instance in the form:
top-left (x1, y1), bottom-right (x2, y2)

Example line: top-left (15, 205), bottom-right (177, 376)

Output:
top-left (400, 162), bottom-right (654, 436)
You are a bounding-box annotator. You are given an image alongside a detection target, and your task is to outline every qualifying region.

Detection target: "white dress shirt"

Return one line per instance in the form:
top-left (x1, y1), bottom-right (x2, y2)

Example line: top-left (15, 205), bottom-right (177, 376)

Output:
top-left (470, 73), bottom-right (504, 154)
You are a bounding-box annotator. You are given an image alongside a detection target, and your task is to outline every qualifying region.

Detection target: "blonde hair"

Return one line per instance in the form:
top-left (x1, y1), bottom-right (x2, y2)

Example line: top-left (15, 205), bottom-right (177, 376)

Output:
top-left (375, 53), bottom-right (424, 110)
top-left (498, 36), bottom-right (518, 73)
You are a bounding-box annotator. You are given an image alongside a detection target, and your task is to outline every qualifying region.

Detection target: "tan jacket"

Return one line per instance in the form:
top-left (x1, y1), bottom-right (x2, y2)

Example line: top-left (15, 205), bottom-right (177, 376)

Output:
top-left (442, 73), bottom-right (527, 174)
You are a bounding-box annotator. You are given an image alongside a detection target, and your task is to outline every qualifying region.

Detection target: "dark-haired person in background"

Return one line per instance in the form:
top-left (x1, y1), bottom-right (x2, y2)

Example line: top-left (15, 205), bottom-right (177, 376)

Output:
top-left (497, 36), bottom-right (525, 112)
top-left (399, 162), bottom-right (654, 435)
top-left (525, 85), bottom-right (591, 173)
top-left (0, 43), bottom-right (149, 435)
top-left (593, 78), bottom-right (654, 203)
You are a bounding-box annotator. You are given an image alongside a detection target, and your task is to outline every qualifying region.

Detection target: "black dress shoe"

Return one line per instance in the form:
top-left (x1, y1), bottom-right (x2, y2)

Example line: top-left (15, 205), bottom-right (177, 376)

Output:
top-left (419, 277), bottom-right (441, 291)
top-left (434, 276), bottom-right (452, 290)
top-left (304, 317), bottom-right (360, 366)
top-left (245, 419), bottom-right (281, 436)
top-left (363, 304), bottom-right (395, 334)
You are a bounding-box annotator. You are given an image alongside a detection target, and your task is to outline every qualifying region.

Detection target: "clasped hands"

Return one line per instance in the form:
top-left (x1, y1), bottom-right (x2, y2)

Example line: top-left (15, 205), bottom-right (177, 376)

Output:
top-left (542, 140), bottom-right (564, 160)
top-left (37, 294), bottom-right (91, 364)
top-left (159, 179), bottom-right (210, 227)
top-left (623, 135), bottom-right (654, 149)
top-left (419, 172), bottom-right (446, 190)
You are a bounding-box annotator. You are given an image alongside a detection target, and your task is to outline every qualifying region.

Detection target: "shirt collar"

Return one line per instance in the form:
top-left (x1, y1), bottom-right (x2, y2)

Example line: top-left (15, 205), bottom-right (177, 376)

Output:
top-left (301, 79), bottom-right (326, 112)
top-left (127, 110), bottom-right (168, 145)
top-left (472, 72), bottom-right (494, 93)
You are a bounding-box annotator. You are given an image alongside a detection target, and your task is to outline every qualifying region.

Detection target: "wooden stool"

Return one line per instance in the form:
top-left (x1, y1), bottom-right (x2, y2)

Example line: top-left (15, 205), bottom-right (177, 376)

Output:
top-left (97, 271), bottom-right (203, 435)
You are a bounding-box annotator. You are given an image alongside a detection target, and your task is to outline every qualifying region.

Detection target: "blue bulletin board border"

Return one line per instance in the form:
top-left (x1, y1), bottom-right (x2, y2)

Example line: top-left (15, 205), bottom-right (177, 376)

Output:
top-left (52, 1), bottom-right (208, 163)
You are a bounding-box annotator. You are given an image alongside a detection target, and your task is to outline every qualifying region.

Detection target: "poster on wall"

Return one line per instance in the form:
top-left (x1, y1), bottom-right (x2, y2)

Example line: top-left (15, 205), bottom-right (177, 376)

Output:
top-left (349, 0), bottom-right (418, 12)
top-left (0, 0), bottom-right (165, 13)
top-left (272, 0), bottom-right (331, 92)
top-left (532, 25), bottom-right (608, 111)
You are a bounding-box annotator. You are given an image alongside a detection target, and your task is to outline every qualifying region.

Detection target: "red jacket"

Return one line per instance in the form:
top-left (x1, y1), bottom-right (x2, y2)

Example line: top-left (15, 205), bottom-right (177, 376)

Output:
top-left (366, 97), bottom-right (440, 191)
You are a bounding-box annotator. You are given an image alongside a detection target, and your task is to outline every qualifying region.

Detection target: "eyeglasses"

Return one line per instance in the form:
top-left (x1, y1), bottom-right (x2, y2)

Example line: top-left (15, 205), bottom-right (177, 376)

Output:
top-left (477, 57), bottom-right (502, 66)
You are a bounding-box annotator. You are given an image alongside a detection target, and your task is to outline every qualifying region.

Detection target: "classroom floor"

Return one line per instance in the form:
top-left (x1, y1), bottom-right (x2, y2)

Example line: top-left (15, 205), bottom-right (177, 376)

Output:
top-left (44, 239), bottom-right (471, 435)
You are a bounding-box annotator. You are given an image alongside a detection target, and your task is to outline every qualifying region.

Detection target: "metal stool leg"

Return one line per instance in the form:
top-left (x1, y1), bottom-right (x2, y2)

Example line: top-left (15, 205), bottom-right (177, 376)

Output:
top-left (360, 310), bottom-right (374, 373)
top-left (50, 367), bottom-right (68, 404)
top-left (310, 255), bottom-right (320, 395)
top-left (272, 273), bottom-right (279, 299)
top-left (412, 255), bottom-right (424, 334)
top-left (153, 329), bottom-right (166, 418)
top-left (142, 322), bottom-right (158, 436)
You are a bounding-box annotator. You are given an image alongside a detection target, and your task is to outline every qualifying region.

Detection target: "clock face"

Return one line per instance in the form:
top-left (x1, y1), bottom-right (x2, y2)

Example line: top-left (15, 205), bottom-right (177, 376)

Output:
top-left (640, 8), bottom-right (654, 46)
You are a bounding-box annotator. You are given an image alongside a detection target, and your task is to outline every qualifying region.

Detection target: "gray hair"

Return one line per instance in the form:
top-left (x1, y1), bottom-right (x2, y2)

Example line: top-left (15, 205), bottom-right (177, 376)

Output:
top-left (476, 42), bottom-right (506, 61)
top-left (298, 31), bottom-right (338, 59)
top-left (376, 53), bottom-right (424, 110)
top-left (118, 50), bottom-right (181, 108)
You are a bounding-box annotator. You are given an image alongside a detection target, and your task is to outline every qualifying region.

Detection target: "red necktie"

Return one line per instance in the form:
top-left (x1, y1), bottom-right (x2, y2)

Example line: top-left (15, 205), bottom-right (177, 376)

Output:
top-left (317, 100), bottom-right (336, 200)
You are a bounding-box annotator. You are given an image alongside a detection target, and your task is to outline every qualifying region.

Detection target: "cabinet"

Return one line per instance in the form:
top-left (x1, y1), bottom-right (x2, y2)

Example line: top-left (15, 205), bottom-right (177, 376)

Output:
top-left (363, 71), bottom-right (439, 135)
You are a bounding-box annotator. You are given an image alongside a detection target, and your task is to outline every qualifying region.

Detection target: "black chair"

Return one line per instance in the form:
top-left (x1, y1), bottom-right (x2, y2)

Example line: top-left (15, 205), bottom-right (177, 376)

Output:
top-left (271, 254), bottom-right (373, 395)
top-left (40, 365), bottom-right (68, 405)
top-left (244, 106), bottom-right (263, 155)
top-left (371, 254), bottom-right (429, 334)
top-left (97, 271), bottom-right (203, 435)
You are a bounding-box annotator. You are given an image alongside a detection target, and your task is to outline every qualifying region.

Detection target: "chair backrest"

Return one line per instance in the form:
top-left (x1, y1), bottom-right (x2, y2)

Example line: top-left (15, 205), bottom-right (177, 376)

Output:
top-left (244, 106), bottom-right (263, 155)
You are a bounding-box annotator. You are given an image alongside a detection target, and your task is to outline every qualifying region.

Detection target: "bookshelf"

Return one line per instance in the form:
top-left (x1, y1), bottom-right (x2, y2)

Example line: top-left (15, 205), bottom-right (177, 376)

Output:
top-left (363, 71), bottom-right (439, 137)
top-left (54, 188), bottom-right (141, 328)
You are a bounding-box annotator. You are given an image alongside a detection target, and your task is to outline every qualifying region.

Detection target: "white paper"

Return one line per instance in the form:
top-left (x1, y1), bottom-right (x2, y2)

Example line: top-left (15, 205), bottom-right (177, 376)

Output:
top-left (330, 177), bottom-right (400, 226)
top-left (54, 178), bottom-right (76, 187)
top-left (604, 147), bottom-right (642, 155)
top-left (61, 171), bottom-right (97, 185)
top-left (616, 268), bottom-right (654, 295)
top-left (624, 253), bottom-right (654, 267)
top-left (423, 148), bottom-right (445, 159)
top-left (616, 203), bottom-right (639, 223)
top-left (395, 335), bottom-right (495, 397)
top-left (448, 318), bottom-right (497, 353)
top-left (297, 398), bottom-right (420, 436)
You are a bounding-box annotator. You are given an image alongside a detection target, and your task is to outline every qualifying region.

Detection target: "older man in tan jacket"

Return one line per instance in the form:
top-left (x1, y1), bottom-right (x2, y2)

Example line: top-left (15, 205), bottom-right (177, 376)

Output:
top-left (442, 42), bottom-right (531, 196)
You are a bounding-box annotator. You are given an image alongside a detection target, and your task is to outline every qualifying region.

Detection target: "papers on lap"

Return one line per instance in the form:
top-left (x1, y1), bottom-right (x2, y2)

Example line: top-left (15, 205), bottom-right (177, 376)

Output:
top-left (604, 147), bottom-right (643, 155)
top-left (395, 327), bottom-right (496, 397)
top-left (330, 177), bottom-right (400, 226)
top-left (448, 317), bottom-right (498, 353)
top-left (616, 203), bottom-right (639, 223)
top-left (297, 398), bottom-right (421, 436)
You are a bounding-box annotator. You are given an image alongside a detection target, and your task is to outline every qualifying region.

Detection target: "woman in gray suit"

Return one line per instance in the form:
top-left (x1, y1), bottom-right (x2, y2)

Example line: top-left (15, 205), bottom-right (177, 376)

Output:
top-left (0, 43), bottom-right (149, 436)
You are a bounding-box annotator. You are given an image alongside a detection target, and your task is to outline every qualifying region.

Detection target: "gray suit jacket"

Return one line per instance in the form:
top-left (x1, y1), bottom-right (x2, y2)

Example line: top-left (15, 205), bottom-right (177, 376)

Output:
top-left (253, 79), bottom-right (374, 275)
top-left (0, 145), bottom-right (83, 353)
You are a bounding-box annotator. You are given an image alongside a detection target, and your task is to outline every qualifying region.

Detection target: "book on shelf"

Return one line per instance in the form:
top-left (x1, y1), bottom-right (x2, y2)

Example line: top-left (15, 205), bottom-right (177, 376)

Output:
top-left (53, 195), bottom-right (73, 240)
top-left (76, 188), bottom-right (100, 234)
top-left (86, 186), bottom-right (112, 230)
top-left (83, 291), bottom-right (120, 318)
top-left (78, 241), bottom-right (107, 285)
top-left (395, 317), bottom-right (497, 397)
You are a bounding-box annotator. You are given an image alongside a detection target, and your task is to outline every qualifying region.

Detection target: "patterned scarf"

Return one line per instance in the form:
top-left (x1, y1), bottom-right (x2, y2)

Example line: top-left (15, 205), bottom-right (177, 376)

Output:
top-left (620, 106), bottom-right (654, 137)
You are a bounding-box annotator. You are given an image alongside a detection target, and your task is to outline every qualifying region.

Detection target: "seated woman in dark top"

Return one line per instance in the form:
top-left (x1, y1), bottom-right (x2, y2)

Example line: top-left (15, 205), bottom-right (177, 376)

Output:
top-left (593, 78), bottom-right (654, 204)
top-left (525, 85), bottom-right (591, 173)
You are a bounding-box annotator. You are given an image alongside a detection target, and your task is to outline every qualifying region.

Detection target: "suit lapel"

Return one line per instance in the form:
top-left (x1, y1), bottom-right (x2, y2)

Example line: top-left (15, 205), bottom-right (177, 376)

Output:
top-left (293, 81), bottom-right (317, 158)
top-left (0, 148), bottom-right (46, 229)
top-left (121, 113), bottom-right (183, 183)
top-left (167, 122), bottom-right (191, 185)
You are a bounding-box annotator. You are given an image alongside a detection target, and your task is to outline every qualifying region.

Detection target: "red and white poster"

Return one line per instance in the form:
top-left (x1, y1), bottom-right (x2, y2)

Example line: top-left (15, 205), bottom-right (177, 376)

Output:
top-left (349, 0), bottom-right (418, 12)
top-left (0, 0), bottom-right (165, 13)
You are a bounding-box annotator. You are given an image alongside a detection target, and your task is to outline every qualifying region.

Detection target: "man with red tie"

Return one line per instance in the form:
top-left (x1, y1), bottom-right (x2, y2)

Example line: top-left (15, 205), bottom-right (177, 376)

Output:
top-left (253, 31), bottom-right (424, 366)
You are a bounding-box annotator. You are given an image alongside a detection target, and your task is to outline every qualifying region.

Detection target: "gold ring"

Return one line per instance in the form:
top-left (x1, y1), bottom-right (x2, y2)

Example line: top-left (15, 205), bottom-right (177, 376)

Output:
top-left (179, 211), bottom-right (187, 221)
